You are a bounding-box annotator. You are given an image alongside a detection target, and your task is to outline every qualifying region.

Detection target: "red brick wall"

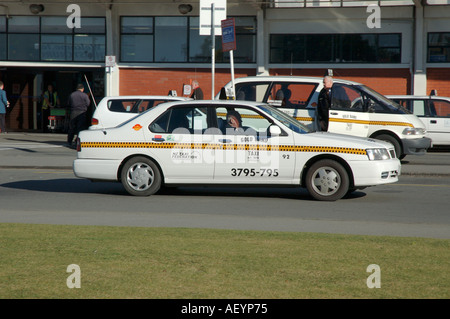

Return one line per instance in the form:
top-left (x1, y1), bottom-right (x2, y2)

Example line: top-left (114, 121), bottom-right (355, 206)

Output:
top-left (119, 67), bottom-right (449, 99)
top-left (269, 68), bottom-right (412, 95)
top-left (119, 68), bottom-right (257, 99)
top-left (427, 68), bottom-right (450, 97)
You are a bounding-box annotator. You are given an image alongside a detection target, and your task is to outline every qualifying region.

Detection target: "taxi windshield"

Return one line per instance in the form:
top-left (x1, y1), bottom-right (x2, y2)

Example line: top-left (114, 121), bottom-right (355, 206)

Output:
top-left (359, 85), bottom-right (411, 114)
top-left (257, 104), bottom-right (310, 134)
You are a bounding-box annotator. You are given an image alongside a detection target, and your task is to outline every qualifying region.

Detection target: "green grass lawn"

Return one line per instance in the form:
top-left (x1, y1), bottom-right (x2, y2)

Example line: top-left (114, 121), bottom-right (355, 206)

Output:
top-left (0, 223), bottom-right (448, 299)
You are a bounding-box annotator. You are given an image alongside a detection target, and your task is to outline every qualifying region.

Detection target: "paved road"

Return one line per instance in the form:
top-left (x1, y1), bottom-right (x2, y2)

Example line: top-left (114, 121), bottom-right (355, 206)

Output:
top-left (0, 132), bottom-right (449, 239)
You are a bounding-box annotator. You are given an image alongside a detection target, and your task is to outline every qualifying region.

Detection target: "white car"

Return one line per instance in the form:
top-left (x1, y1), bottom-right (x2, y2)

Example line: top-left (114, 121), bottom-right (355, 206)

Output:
top-left (387, 95), bottom-right (450, 147)
top-left (90, 95), bottom-right (191, 129)
top-left (74, 100), bottom-right (401, 201)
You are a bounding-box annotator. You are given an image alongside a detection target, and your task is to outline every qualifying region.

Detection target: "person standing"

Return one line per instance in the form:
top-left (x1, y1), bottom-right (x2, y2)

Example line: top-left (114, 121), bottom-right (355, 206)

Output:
top-left (0, 81), bottom-right (10, 134)
top-left (317, 76), bottom-right (333, 132)
top-left (41, 84), bottom-right (60, 132)
top-left (67, 83), bottom-right (90, 147)
top-left (190, 80), bottom-right (204, 100)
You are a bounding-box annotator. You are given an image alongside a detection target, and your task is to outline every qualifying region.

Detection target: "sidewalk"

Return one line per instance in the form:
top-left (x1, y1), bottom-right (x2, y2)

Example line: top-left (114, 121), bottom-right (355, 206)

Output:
top-left (1, 132), bottom-right (449, 175)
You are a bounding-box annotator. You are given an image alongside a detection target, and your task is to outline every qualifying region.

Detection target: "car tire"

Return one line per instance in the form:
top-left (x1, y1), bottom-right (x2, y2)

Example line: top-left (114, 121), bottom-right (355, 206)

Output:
top-left (374, 134), bottom-right (403, 159)
top-left (121, 156), bottom-right (161, 196)
top-left (305, 159), bottom-right (349, 201)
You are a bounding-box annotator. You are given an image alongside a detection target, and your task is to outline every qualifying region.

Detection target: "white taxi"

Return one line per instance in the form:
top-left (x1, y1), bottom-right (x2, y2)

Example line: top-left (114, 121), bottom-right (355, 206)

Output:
top-left (73, 100), bottom-right (401, 201)
top-left (90, 95), bottom-right (191, 129)
top-left (387, 94), bottom-right (450, 147)
top-left (218, 76), bottom-right (431, 159)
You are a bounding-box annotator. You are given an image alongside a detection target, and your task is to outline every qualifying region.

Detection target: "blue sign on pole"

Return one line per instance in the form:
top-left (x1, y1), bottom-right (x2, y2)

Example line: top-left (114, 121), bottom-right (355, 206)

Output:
top-left (221, 18), bottom-right (236, 52)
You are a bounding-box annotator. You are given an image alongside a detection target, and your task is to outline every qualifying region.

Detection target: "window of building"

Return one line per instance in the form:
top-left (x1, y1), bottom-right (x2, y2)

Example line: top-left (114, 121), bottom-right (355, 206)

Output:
top-left (0, 16), bottom-right (105, 62)
top-left (428, 32), bottom-right (450, 62)
top-left (120, 17), bottom-right (154, 62)
top-left (1, 17), bottom-right (7, 60)
top-left (7, 16), bottom-right (39, 61)
top-left (120, 16), bottom-right (256, 63)
top-left (270, 33), bottom-right (401, 63)
top-left (74, 34), bottom-right (105, 62)
top-left (155, 17), bottom-right (188, 62)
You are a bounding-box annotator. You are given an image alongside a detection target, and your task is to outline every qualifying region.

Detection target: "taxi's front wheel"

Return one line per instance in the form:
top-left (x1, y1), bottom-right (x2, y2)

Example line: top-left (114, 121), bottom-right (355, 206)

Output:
top-left (305, 159), bottom-right (349, 201)
top-left (121, 156), bottom-right (162, 196)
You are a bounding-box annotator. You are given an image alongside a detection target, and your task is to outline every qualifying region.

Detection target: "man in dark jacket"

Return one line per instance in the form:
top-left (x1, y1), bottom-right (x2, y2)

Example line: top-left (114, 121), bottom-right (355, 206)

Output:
top-left (67, 83), bottom-right (90, 146)
top-left (190, 80), bottom-right (204, 100)
top-left (317, 76), bottom-right (333, 132)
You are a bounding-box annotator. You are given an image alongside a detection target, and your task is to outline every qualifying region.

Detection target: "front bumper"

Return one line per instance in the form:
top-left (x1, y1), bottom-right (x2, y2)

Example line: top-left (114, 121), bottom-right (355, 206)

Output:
top-left (401, 137), bottom-right (432, 155)
top-left (351, 158), bottom-right (401, 187)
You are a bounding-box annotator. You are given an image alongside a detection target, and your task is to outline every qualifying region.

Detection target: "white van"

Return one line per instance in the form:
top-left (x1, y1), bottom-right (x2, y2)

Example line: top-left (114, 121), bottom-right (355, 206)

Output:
top-left (218, 76), bottom-right (431, 159)
top-left (387, 94), bottom-right (450, 147)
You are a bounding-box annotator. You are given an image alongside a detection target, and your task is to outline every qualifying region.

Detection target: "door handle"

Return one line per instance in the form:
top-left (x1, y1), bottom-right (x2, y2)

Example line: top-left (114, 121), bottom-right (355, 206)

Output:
top-left (430, 120), bottom-right (437, 124)
top-left (152, 137), bottom-right (165, 142)
top-left (330, 112), bottom-right (339, 115)
top-left (219, 139), bottom-right (232, 143)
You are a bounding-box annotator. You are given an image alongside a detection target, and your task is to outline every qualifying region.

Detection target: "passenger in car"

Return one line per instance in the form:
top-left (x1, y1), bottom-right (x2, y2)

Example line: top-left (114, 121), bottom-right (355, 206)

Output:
top-left (275, 87), bottom-right (292, 107)
top-left (225, 110), bottom-right (245, 135)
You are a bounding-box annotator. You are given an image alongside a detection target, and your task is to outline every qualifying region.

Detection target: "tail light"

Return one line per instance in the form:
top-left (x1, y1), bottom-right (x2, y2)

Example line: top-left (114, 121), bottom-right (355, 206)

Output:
top-left (76, 137), bottom-right (81, 152)
top-left (91, 118), bottom-right (99, 126)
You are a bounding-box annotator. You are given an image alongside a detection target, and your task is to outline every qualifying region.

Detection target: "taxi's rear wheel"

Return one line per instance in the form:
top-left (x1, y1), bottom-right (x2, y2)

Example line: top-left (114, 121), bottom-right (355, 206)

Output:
top-left (305, 159), bottom-right (349, 201)
top-left (121, 156), bottom-right (161, 196)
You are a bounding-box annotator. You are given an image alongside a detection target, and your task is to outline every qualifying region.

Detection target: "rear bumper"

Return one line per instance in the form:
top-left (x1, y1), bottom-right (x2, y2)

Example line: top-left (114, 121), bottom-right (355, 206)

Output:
top-left (73, 158), bottom-right (121, 181)
top-left (401, 137), bottom-right (432, 155)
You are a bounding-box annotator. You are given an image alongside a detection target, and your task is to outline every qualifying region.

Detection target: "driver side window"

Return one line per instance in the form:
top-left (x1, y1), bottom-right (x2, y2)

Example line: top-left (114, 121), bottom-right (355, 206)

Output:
top-left (331, 84), bottom-right (364, 111)
top-left (215, 106), bottom-right (272, 136)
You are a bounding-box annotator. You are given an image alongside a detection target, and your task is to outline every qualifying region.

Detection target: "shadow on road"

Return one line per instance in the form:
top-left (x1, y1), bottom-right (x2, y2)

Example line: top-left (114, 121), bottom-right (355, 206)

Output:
top-left (1, 178), bottom-right (367, 201)
top-left (1, 178), bottom-right (127, 195)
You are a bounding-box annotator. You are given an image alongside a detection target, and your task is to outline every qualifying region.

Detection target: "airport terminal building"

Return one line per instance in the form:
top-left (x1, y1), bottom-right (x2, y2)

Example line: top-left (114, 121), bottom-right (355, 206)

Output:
top-left (0, 0), bottom-right (449, 131)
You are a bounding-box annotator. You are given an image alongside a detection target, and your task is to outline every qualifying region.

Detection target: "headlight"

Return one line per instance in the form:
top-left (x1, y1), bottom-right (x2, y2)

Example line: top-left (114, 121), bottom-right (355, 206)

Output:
top-left (366, 148), bottom-right (391, 160)
top-left (402, 127), bottom-right (425, 136)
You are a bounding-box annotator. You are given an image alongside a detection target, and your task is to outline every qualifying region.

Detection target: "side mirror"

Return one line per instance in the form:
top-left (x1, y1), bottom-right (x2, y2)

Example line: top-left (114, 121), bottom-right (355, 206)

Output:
top-left (269, 125), bottom-right (282, 136)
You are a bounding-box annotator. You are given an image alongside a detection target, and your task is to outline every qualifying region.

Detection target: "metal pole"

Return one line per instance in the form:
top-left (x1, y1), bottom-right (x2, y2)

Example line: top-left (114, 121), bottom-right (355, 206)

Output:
top-left (211, 2), bottom-right (215, 100)
top-left (84, 74), bottom-right (97, 108)
top-left (230, 50), bottom-right (235, 99)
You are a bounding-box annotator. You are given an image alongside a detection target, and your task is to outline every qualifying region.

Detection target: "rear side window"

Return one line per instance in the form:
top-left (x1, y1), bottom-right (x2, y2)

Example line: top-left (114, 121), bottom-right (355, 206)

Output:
top-left (108, 99), bottom-right (139, 113)
top-left (226, 81), bottom-right (317, 109)
top-left (432, 100), bottom-right (450, 117)
top-left (267, 82), bottom-right (317, 109)
top-left (232, 82), bottom-right (270, 102)
top-left (150, 106), bottom-right (208, 134)
top-left (108, 99), bottom-right (171, 114)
